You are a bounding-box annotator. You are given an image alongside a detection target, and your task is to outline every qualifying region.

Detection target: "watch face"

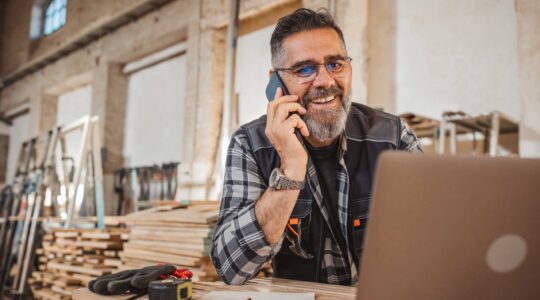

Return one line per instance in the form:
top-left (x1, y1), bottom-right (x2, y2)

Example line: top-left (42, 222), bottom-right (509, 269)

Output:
top-left (269, 168), bottom-right (279, 187)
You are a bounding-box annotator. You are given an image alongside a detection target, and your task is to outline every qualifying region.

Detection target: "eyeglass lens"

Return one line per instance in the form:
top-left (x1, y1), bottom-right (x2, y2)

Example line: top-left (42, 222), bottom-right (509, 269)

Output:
top-left (294, 60), bottom-right (350, 84)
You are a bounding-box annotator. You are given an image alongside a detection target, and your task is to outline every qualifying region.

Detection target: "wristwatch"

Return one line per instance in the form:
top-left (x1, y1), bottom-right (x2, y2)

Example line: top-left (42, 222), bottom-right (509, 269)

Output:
top-left (269, 168), bottom-right (305, 190)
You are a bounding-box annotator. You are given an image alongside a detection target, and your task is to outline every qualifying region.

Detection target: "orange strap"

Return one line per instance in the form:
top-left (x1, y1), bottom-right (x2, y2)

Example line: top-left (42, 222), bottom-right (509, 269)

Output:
top-left (353, 219), bottom-right (361, 228)
top-left (287, 218), bottom-right (300, 237)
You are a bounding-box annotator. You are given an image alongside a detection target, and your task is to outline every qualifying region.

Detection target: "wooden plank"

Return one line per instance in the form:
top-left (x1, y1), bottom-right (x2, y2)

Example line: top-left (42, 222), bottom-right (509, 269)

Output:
top-left (53, 275), bottom-right (82, 288)
top-left (72, 273), bottom-right (96, 286)
top-left (51, 284), bottom-right (78, 296)
top-left (123, 241), bottom-right (206, 258)
top-left (54, 231), bottom-right (80, 239)
top-left (131, 226), bottom-right (212, 236)
top-left (47, 262), bottom-right (114, 276)
top-left (103, 250), bottom-right (118, 257)
top-left (125, 207), bottom-right (218, 224)
top-left (120, 248), bottom-right (205, 267)
top-left (33, 288), bottom-right (64, 300)
top-left (80, 232), bottom-right (123, 240)
top-left (76, 240), bottom-right (123, 250)
top-left (44, 245), bottom-right (83, 255)
top-left (125, 221), bottom-right (211, 228)
top-left (82, 263), bottom-right (111, 269)
top-left (118, 258), bottom-right (217, 277)
top-left (129, 232), bottom-right (210, 244)
top-left (129, 233), bottom-right (210, 246)
top-left (103, 258), bottom-right (123, 267)
top-left (73, 288), bottom-right (143, 300)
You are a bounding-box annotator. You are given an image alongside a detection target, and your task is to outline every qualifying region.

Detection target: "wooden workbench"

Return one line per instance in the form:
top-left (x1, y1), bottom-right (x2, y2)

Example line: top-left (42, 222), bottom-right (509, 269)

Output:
top-left (72, 278), bottom-right (356, 300)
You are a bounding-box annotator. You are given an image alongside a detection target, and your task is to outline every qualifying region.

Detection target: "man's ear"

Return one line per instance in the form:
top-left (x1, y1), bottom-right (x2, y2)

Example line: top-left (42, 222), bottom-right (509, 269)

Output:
top-left (268, 70), bottom-right (273, 79)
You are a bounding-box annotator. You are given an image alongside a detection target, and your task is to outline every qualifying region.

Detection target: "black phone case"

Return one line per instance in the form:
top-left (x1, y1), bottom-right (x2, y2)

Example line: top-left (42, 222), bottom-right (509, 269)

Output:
top-left (264, 71), bottom-right (305, 145)
top-left (266, 72), bottom-right (290, 101)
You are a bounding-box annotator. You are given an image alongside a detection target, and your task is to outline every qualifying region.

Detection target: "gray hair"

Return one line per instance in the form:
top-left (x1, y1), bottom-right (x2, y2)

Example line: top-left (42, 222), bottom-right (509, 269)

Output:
top-left (270, 8), bottom-right (347, 68)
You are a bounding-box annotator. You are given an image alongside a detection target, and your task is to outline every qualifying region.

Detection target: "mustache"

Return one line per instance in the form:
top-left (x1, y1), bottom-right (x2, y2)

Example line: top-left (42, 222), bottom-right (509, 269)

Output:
top-left (301, 86), bottom-right (344, 107)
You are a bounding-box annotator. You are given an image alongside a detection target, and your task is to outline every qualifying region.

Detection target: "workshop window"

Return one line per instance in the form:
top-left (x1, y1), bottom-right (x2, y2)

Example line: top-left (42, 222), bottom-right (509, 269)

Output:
top-left (44, 0), bottom-right (67, 35)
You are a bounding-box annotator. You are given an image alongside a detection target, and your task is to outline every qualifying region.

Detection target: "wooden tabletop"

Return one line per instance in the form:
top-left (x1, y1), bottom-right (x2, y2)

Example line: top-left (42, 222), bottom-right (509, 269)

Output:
top-left (72, 278), bottom-right (356, 300)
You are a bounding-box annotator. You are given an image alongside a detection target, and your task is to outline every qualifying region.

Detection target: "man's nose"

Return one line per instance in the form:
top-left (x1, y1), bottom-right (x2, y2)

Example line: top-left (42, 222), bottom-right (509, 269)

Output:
top-left (312, 65), bottom-right (336, 89)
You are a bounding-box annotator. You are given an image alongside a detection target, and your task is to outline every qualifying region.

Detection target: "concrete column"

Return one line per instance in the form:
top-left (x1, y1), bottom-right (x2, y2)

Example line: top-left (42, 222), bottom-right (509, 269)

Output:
top-left (39, 93), bottom-right (58, 132)
top-left (188, 26), bottom-right (226, 199)
top-left (28, 94), bottom-right (43, 136)
top-left (182, 0), bottom-right (202, 167)
top-left (91, 60), bottom-right (128, 173)
top-left (516, 0), bottom-right (540, 158)
top-left (91, 60), bottom-right (128, 213)
top-left (366, 0), bottom-right (397, 113)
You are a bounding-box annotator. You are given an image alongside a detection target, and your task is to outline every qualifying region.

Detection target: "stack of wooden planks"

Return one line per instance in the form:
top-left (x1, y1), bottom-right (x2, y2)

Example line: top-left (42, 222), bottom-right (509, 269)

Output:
top-left (118, 202), bottom-right (220, 281)
top-left (29, 228), bottom-right (128, 300)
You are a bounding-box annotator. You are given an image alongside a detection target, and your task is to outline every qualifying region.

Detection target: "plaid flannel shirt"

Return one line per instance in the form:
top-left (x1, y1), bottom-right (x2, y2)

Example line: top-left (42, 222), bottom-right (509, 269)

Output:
top-left (211, 119), bottom-right (422, 285)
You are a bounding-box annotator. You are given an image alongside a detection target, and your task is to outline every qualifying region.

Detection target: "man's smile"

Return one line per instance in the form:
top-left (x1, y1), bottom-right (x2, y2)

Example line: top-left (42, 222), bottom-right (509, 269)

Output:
top-left (309, 94), bottom-right (339, 109)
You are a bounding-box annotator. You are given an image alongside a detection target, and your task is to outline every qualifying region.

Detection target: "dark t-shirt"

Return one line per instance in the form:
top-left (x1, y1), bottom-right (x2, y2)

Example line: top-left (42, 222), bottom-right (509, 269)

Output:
top-left (306, 139), bottom-right (350, 263)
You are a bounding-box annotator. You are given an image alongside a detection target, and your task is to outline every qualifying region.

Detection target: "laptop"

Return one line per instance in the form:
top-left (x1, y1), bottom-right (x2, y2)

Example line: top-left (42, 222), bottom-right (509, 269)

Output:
top-left (357, 153), bottom-right (540, 299)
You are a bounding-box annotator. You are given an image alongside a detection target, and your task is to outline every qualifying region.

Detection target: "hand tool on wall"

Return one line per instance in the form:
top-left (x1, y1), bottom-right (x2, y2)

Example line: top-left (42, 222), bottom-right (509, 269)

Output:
top-left (162, 162), bottom-right (179, 200)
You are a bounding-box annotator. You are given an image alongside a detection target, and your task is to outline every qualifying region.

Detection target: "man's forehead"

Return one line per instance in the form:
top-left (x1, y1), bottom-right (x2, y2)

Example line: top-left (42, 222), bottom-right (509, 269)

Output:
top-left (281, 28), bottom-right (345, 64)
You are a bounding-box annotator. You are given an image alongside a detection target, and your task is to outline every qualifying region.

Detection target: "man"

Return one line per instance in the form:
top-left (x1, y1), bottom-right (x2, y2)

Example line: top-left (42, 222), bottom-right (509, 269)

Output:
top-left (211, 8), bottom-right (422, 286)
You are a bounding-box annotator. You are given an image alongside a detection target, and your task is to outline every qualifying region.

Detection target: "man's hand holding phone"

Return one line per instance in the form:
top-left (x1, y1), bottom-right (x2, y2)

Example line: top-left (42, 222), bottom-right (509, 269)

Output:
top-left (264, 87), bottom-right (310, 181)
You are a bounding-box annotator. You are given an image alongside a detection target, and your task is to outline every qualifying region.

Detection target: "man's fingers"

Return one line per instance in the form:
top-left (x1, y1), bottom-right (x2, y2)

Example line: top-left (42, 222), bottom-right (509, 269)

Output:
top-left (285, 114), bottom-right (310, 137)
top-left (266, 87), bottom-right (282, 123)
top-left (273, 103), bottom-right (306, 122)
top-left (266, 92), bottom-right (298, 122)
top-left (273, 87), bottom-right (283, 101)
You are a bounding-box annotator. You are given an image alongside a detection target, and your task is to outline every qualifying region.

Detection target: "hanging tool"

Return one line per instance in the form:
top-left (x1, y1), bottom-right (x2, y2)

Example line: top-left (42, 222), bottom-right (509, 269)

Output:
top-left (162, 162), bottom-right (179, 200)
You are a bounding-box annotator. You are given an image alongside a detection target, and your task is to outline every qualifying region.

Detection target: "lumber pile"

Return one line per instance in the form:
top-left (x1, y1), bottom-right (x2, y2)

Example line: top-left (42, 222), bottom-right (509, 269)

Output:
top-left (29, 228), bottom-right (128, 300)
top-left (118, 202), bottom-right (220, 281)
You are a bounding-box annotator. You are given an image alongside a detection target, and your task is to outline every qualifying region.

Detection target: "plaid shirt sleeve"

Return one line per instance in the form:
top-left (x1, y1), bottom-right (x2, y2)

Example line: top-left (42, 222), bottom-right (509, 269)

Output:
top-left (210, 130), bottom-right (283, 285)
top-left (399, 119), bottom-right (423, 152)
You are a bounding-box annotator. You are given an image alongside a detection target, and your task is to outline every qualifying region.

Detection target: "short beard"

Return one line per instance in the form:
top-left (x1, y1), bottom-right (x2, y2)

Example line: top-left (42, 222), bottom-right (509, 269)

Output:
top-left (301, 86), bottom-right (351, 142)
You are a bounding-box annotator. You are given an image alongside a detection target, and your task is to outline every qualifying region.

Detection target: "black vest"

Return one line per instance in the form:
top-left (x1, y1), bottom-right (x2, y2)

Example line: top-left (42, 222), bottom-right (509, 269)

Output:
top-left (240, 103), bottom-right (402, 283)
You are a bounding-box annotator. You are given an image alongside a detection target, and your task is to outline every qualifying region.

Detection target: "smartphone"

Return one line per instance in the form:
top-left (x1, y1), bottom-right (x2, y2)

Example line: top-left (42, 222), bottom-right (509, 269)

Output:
top-left (265, 71), bottom-right (305, 144)
top-left (265, 71), bottom-right (290, 101)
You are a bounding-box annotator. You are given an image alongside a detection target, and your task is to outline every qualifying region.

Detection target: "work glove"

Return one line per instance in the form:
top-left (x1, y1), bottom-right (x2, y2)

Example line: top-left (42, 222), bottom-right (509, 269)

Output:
top-left (88, 264), bottom-right (177, 295)
top-left (130, 264), bottom-right (177, 289)
top-left (88, 269), bottom-right (139, 295)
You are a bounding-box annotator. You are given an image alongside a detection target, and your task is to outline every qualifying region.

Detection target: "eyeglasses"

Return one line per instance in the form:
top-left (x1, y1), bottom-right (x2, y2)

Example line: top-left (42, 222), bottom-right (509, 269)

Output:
top-left (274, 56), bottom-right (352, 84)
